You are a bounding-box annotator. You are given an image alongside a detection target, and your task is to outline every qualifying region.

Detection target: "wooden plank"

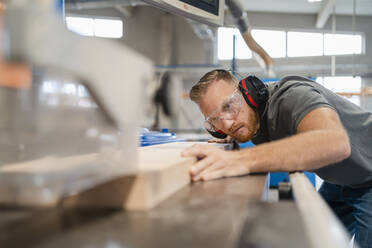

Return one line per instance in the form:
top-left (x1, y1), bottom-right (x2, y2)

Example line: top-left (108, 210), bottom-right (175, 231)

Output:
top-left (0, 142), bottom-right (198, 210)
top-left (0, 154), bottom-right (105, 207)
top-left (62, 146), bottom-right (195, 210)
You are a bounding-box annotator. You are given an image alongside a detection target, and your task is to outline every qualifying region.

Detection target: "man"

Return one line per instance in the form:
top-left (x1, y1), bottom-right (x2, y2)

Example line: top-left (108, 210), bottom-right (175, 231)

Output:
top-left (181, 69), bottom-right (372, 247)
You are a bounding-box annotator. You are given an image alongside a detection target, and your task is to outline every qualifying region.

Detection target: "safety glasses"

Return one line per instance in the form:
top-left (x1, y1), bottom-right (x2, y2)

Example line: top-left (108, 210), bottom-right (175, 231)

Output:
top-left (203, 89), bottom-right (242, 132)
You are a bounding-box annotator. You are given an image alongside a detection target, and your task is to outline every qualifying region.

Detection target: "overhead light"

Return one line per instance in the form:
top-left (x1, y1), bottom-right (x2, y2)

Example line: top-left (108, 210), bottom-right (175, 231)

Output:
top-left (308, 0), bottom-right (323, 2)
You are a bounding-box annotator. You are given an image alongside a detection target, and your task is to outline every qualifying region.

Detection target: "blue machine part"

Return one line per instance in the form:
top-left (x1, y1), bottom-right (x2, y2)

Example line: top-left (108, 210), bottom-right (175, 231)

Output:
top-left (239, 141), bottom-right (316, 187)
top-left (140, 128), bottom-right (185, 146)
top-left (261, 77), bottom-right (315, 83)
top-left (239, 141), bottom-right (255, 149)
top-left (56, 0), bottom-right (65, 14)
top-left (269, 171), bottom-right (315, 187)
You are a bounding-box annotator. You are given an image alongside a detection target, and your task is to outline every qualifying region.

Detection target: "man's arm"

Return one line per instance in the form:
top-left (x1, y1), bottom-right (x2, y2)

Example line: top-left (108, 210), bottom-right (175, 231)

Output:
top-left (245, 107), bottom-right (351, 173)
top-left (182, 107), bottom-right (351, 181)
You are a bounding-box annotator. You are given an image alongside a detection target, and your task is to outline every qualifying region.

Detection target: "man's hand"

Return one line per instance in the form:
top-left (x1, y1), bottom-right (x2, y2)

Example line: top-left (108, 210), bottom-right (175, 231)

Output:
top-left (207, 135), bottom-right (232, 144)
top-left (181, 144), bottom-right (249, 181)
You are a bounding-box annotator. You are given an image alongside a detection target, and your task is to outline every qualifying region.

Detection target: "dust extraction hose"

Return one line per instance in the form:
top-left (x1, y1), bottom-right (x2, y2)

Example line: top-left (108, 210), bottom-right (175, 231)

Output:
top-left (226, 0), bottom-right (274, 76)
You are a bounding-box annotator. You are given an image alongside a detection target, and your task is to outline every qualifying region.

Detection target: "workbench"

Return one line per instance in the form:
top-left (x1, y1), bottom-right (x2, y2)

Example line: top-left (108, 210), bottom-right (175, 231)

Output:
top-left (0, 173), bottom-right (312, 248)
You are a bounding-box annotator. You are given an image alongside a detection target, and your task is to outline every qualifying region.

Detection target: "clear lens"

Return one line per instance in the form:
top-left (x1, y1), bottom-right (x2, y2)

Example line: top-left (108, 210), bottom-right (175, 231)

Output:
top-left (204, 89), bottom-right (242, 131)
top-left (203, 120), bottom-right (215, 132)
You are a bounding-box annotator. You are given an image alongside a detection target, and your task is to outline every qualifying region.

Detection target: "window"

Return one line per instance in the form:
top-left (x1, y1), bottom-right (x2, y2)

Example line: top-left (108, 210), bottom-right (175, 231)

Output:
top-left (217, 27), bottom-right (252, 60)
top-left (317, 76), bottom-right (361, 93)
top-left (41, 80), bottom-right (96, 108)
top-left (93, 18), bottom-right (123, 38)
top-left (66, 16), bottom-right (123, 39)
top-left (251, 29), bottom-right (286, 58)
top-left (66, 16), bottom-right (94, 36)
top-left (324, 33), bottom-right (362, 55)
top-left (287, 31), bottom-right (323, 57)
top-left (217, 28), bottom-right (364, 60)
top-left (316, 76), bottom-right (361, 106)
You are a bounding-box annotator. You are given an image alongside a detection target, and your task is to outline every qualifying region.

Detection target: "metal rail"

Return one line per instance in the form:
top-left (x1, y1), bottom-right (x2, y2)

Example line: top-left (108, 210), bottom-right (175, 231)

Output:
top-left (290, 172), bottom-right (353, 248)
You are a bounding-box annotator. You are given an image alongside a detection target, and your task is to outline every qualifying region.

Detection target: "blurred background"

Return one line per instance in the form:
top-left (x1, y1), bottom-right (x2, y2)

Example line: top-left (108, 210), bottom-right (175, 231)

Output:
top-left (63, 0), bottom-right (372, 132)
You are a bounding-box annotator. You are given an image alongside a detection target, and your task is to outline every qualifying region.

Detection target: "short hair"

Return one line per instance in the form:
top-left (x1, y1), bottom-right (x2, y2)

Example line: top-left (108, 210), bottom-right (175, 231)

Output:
top-left (189, 69), bottom-right (238, 104)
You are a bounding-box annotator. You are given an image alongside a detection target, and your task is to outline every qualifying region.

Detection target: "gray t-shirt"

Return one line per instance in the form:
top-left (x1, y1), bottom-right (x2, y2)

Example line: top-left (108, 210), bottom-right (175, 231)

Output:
top-left (252, 76), bottom-right (372, 188)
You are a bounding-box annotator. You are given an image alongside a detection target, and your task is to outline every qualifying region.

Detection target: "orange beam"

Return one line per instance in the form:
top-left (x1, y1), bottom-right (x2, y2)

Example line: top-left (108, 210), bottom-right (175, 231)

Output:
top-left (336, 88), bottom-right (372, 97)
top-left (0, 4), bottom-right (32, 89)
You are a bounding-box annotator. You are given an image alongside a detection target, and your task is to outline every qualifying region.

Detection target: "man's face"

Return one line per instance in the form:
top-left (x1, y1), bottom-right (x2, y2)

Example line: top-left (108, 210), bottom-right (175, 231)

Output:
top-left (199, 79), bottom-right (260, 142)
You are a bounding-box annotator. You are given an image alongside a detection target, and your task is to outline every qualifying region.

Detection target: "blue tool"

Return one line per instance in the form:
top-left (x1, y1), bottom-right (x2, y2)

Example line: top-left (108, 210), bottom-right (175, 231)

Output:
top-left (140, 128), bottom-right (185, 146)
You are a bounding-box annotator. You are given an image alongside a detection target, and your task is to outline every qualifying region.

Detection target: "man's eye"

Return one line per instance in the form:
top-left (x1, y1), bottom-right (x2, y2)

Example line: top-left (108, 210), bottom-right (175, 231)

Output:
top-left (209, 117), bottom-right (219, 124)
top-left (222, 102), bottom-right (233, 111)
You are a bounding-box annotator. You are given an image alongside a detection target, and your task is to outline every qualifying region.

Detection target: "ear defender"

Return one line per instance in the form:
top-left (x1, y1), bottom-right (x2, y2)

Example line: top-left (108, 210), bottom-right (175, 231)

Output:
top-left (206, 129), bottom-right (228, 139)
top-left (238, 75), bottom-right (269, 111)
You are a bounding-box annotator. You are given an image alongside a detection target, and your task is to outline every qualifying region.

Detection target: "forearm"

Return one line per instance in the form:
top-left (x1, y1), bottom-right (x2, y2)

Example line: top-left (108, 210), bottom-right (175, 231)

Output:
top-left (239, 129), bottom-right (351, 173)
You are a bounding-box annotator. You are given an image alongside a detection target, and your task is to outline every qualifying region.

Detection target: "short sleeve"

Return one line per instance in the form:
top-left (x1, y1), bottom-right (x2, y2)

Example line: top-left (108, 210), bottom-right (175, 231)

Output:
top-left (269, 82), bottom-right (335, 136)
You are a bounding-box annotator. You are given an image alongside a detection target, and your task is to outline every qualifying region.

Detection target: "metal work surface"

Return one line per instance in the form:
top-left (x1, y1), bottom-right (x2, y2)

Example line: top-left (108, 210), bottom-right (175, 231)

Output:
top-left (0, 174), bottom-right (309, 248)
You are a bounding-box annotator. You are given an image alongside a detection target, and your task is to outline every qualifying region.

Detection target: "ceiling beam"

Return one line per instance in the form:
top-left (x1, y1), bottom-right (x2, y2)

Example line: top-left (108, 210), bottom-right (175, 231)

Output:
top-left (316, 0), bottom-right (335, 29)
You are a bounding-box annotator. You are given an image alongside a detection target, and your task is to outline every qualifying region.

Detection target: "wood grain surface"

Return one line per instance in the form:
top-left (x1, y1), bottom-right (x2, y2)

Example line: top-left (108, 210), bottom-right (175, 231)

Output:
top-left (62, 145), bottom-right (196, 210)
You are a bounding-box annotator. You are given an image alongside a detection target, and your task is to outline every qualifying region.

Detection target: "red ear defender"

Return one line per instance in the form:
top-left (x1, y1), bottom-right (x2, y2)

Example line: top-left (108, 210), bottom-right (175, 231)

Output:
top-left (240, 78), bottom-right (259, 110)
top-left (206, 129), bottom-right (228, 139)
top-left (238, 76), bottom-right (268, 112)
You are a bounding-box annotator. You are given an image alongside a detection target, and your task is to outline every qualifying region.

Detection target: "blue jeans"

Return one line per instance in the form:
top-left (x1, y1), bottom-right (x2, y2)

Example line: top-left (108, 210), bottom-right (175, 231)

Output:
top-left (319, 181), bottom-right (372, 248)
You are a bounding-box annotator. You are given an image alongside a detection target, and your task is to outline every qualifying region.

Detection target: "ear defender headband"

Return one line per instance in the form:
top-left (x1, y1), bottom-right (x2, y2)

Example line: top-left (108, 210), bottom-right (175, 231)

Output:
top-left (207, 74), bottom-right (269, 139)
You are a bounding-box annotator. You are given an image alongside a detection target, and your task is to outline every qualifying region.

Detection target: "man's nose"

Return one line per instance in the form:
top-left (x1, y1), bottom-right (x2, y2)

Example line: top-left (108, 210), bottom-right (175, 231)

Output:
top-left (221, 119), bottom-right (234, 131)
